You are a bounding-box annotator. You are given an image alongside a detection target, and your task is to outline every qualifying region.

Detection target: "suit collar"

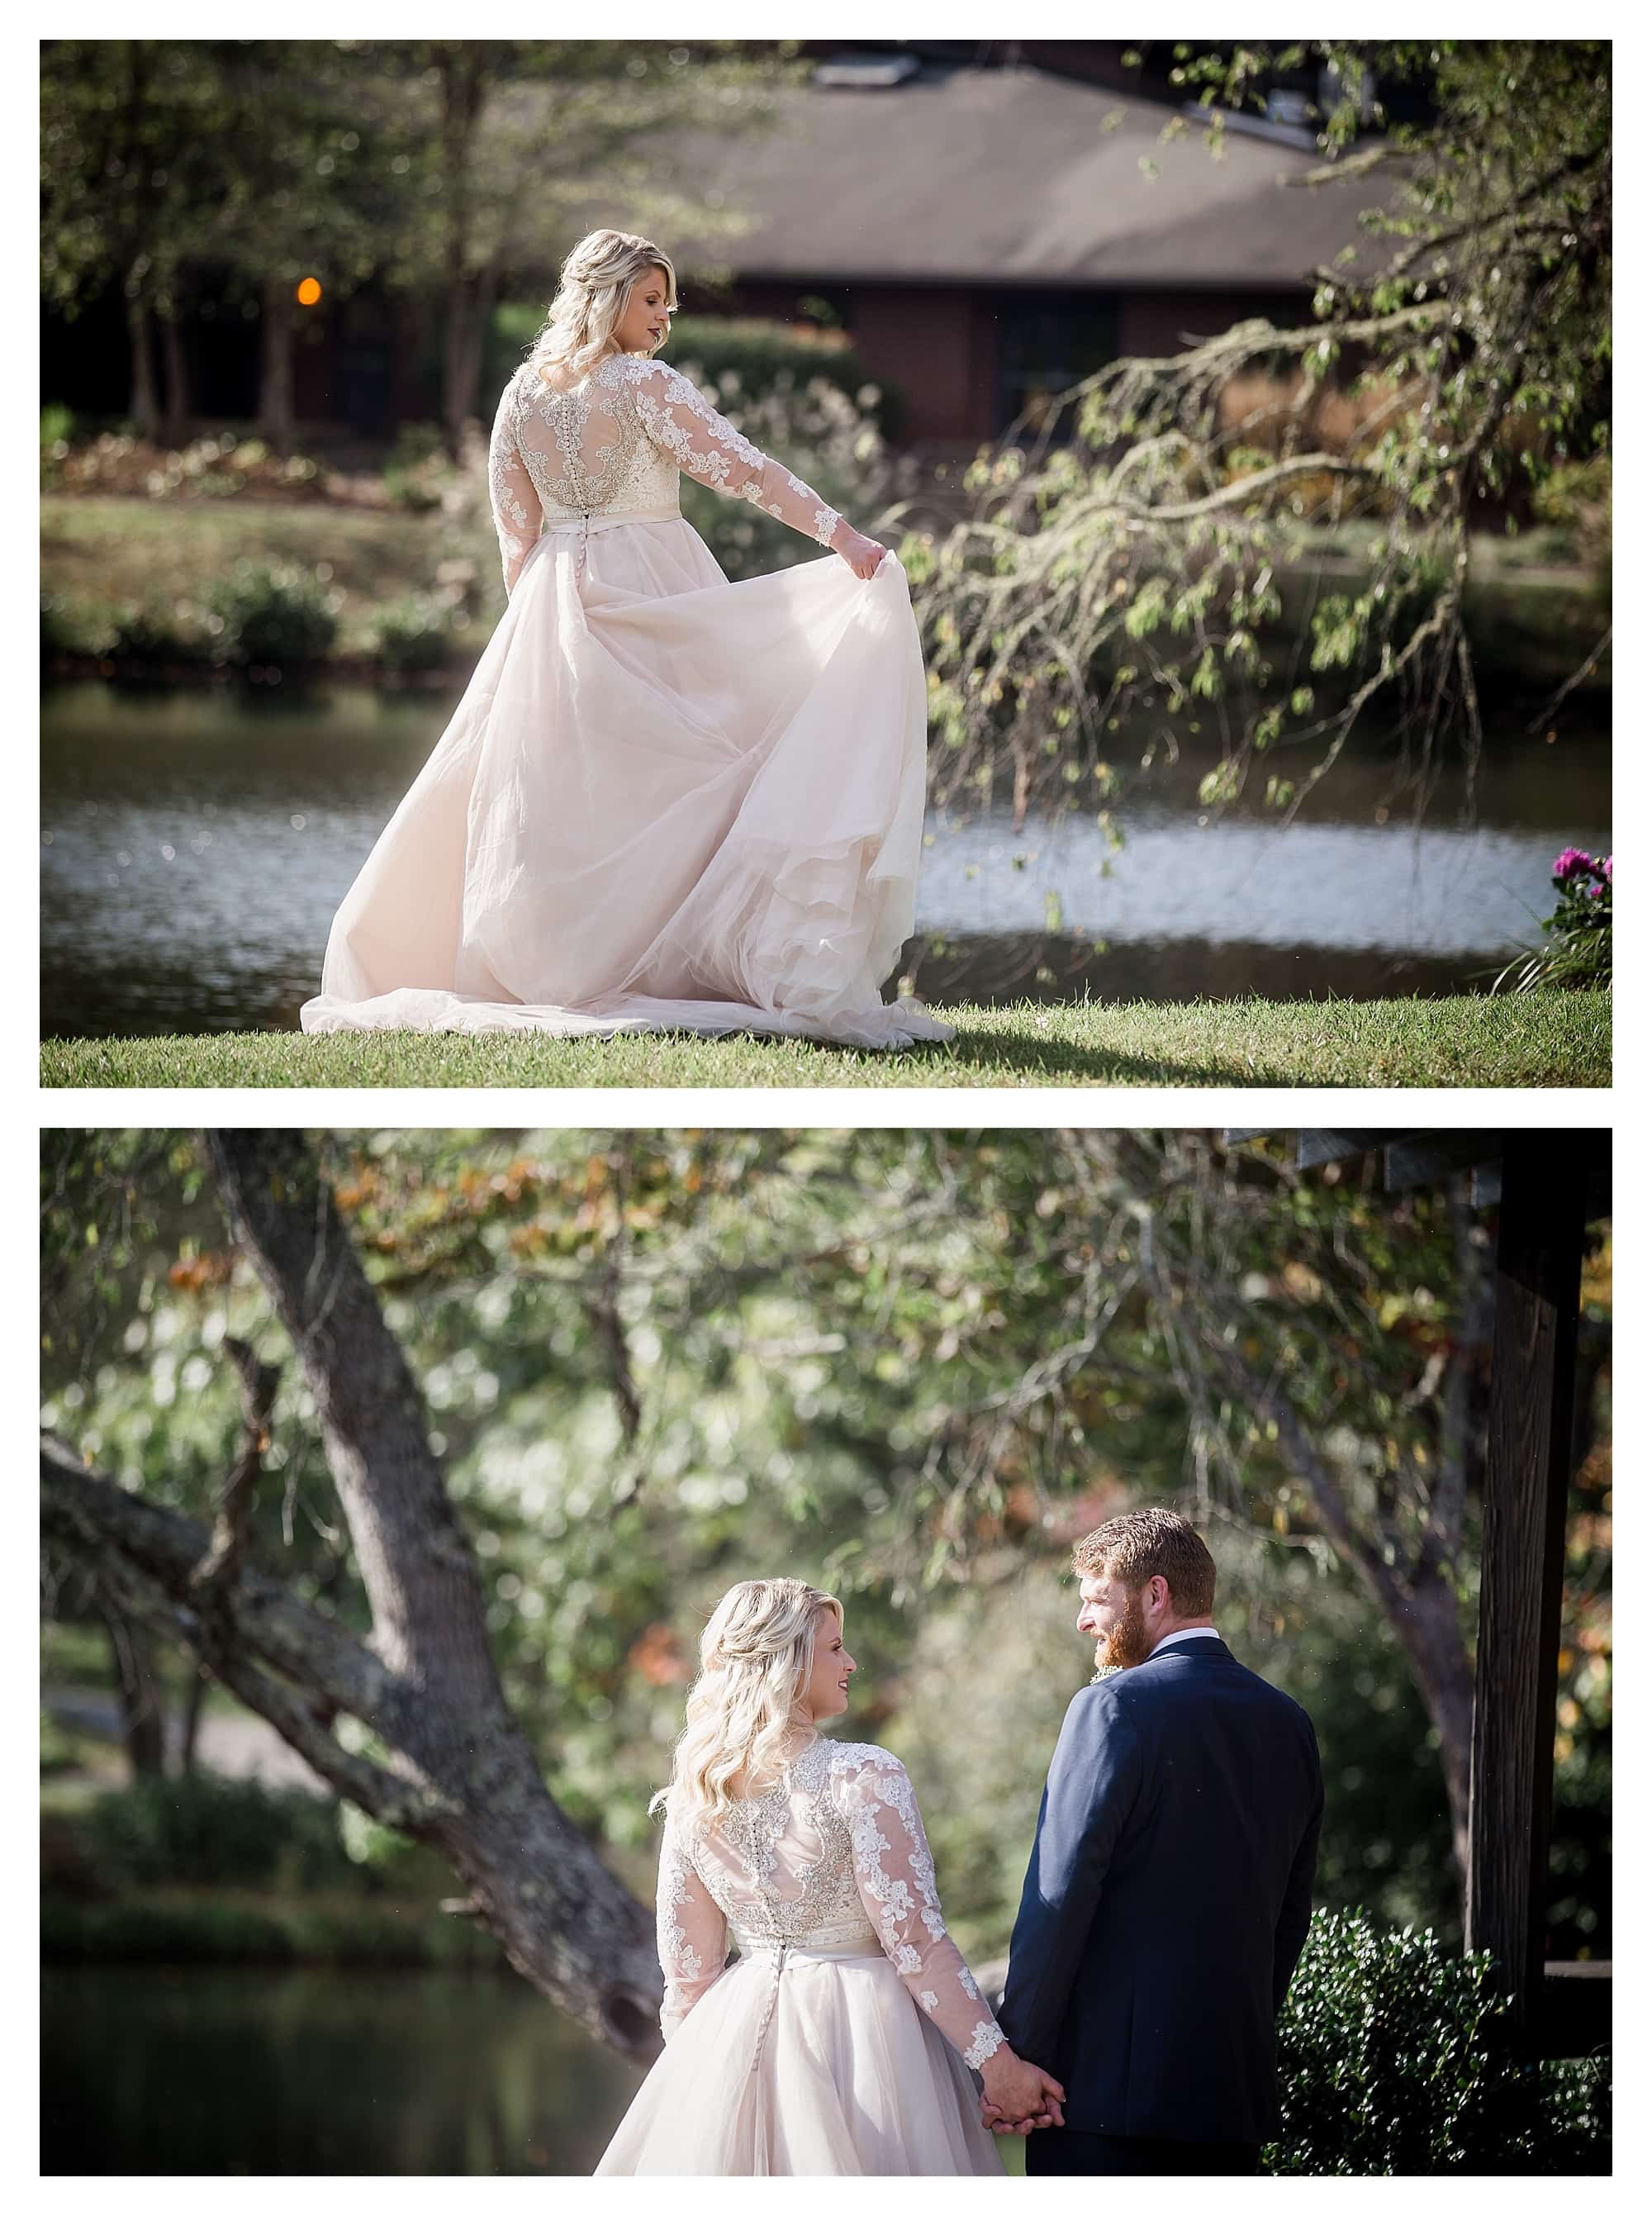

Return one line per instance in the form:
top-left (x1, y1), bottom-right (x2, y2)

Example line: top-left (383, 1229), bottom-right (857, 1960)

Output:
top-left (1140, 1635), bottom-right (1237, 1667)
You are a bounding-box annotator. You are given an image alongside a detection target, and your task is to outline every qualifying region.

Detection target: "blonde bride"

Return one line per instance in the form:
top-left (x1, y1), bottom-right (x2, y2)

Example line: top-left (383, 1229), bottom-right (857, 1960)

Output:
top-left (596, 1579), bottom-right (1063, 2176)
top-left (300, 229), bottom-right (952, 1052)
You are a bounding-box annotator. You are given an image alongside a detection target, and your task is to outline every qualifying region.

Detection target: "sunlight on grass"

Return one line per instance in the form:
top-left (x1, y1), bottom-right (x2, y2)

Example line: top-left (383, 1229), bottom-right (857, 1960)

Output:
top-left (41, 992), bottom-right (1610, 1091)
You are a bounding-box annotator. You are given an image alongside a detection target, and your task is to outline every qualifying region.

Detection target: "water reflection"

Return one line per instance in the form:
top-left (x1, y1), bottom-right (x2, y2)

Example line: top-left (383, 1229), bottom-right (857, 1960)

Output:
top-left (41, 1965), bottom-right (639, 2176)
top-left (40, 682), bottom-right (1610, 1037)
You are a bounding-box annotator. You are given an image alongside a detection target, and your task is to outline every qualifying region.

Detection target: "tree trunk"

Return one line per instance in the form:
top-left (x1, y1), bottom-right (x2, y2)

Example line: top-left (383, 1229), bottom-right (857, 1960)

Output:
top-left (159, 307), bottom-right (192, 449)
top-left (180, 1662), bottom-right (208, 1778)
top-left (125, 288), bottom-right (161, 442)
top-left (99, 1595), bottom-right (167, 1778)
top-left (442, 269), bottom-right (496, 459)
top-left (204, 1129), bottom-right (662, 2054)
top-left (259, 275), bottom-right (296, 454)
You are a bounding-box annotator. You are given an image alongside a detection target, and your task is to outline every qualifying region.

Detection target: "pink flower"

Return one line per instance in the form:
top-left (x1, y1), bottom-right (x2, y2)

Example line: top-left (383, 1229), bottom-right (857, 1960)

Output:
top-left (1601, 854), bottom-right (1613, 882)
top-left (1552, 847), bottom-right (1593, 883)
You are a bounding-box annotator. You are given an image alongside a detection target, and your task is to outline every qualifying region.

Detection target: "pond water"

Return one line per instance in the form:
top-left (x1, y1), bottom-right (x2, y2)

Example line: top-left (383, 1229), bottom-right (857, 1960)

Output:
top-left (40, 680), bottom-right (1610, 1036)
top-left (41, 1964), bottom-right (640, 2176)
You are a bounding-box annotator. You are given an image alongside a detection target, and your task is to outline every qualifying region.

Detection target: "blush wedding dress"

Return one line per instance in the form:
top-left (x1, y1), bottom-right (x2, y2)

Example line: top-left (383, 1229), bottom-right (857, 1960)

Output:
top-left (298, 352), bottom-right (952, 1050)
top-left (595, 1738), bottom-right (1004, 2176)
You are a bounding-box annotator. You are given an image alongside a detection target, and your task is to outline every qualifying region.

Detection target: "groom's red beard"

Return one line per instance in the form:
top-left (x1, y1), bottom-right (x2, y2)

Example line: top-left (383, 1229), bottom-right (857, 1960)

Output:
top-left (1097, 1591), bottom-right (1153, 1672)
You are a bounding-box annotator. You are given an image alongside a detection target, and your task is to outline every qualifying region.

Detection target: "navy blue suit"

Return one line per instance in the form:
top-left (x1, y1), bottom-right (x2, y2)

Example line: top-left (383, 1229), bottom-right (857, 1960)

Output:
top-left (999, 1636), bottom-right (1322, 2160)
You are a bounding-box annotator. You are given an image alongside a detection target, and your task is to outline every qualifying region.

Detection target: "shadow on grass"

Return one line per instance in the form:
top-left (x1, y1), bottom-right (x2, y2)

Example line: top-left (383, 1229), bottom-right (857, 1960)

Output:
top-left (933, 1022), bottom-right (1340, 1088)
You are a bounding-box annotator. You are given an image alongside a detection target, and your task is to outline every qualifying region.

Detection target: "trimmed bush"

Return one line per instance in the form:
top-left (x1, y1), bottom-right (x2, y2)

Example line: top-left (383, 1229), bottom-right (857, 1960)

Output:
top-left (372, 592), bottom-right (463, 674)
top-left (40, 1890), bottom-right (503, 1969)
top-left (384, 423), bottom-right (459, 513)
top-left (106, 602), bottom-right (211, 671)
top-left (78, 1772), bottom-right (353, 1895)
top-left (204, 561), bottom-right (338, 668)
top-left (1265, 1909), bottom-right (1610, 2175)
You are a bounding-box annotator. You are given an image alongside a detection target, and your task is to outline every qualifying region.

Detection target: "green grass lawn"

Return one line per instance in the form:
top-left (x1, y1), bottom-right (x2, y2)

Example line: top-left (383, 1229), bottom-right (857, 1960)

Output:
top-left (41, 991), bottom-right (1610, 1091)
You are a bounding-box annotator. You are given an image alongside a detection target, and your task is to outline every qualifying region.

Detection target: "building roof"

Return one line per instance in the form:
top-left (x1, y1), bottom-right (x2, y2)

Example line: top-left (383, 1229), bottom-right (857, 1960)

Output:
top-left (680, 63), bottom-right (1384, 292)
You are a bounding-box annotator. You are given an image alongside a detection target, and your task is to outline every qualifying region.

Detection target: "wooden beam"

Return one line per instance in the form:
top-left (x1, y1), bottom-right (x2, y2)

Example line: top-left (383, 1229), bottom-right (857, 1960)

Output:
top-left (1465, 1131), bottom-right (1588, 2034)
top-left (1383, 1133), bottom-right (1502, 1193)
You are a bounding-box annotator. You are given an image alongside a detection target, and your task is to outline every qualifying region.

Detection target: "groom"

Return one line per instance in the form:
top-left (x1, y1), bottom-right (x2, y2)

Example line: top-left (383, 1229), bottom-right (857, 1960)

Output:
top-left (989, 1509), bottom-right (1322, 2176)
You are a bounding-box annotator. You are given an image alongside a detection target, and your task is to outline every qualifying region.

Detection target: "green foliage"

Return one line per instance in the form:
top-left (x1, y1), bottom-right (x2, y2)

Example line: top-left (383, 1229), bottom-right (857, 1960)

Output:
top-left (203, 561), bottom-right (339, 668)
top-left (915, 40), bottom-right (1612, 825)
top-left (79, 1774), bottom-right (355, 1895)
top-left (1495, 850), bottom-right (1612, 994)
top-left (40, 1890), bottom-right (501, 1969)
top-left (1265, 1910), bottom-right (1609, 2174)
top-left (39, 1127), bottom-right (1611, 1979)
top-left (40, 592), bottom-right (86, 663)
top-left (666, 364), bottom-right (914, 581)
top-left (105, 602), bottom-right (211, 671)
top-left (383, 425), bottom-right (461, 514)
top-left (1534, 454), bottom-right (1612, 600)
top-left (371, 591), bottom-right (464, 673)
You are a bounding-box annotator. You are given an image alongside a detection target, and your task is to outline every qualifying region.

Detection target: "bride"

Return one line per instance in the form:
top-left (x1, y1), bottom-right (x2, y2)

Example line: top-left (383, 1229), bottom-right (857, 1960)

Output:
top-left (596, 1578), bottom-right (1063, 2176)
top-left (300, 229), bottom-right (952, 1053)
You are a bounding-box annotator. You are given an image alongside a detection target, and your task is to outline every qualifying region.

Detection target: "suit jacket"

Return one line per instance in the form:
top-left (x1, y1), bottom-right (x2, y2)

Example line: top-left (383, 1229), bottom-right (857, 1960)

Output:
top-left (997, 1637), bottom-right (1322, 2145)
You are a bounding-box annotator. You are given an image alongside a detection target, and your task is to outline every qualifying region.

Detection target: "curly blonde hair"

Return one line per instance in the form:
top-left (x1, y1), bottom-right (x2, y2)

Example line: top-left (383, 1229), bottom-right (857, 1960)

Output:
top-left (527, 227), bottom-right (677, 390)
top-left (650, 1578), bottom-right (842, 1833)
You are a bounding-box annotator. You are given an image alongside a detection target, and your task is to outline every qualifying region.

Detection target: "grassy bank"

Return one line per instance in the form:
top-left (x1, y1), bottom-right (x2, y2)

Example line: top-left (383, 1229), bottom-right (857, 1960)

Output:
top-left (42, 991), bottom-right (1611, 1091)
top-left (41, 491), bottom-right (1610, 692)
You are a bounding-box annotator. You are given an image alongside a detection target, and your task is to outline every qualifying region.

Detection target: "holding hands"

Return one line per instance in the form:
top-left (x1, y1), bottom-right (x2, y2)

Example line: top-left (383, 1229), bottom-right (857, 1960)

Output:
top-left (977, 2047), bottom-right (1066, 2136)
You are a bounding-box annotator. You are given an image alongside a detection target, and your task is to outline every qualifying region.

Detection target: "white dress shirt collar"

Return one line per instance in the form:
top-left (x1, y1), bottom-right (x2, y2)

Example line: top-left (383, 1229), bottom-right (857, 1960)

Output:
top-left (1149, 1625), bottom-right (1223, 1656)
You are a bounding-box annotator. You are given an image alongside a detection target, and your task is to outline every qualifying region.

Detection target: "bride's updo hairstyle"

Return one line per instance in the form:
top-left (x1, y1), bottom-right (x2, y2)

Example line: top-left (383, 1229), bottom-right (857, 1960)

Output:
top-left (528, 227), bottom-right (677, 389)
top-left (651, 1578), bottom-right (842, 1833)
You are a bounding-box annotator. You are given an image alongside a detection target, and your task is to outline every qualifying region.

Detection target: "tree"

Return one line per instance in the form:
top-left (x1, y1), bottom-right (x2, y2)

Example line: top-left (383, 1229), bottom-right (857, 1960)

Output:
top-left (40, 1129), bottom-right (661, 2059)
top-left (41, 1128), bottom-right (1608, 1985)
top-left (197, 42), bottom-right (387, 452)
top-left (40, 42), bottom-right (223, 440)
top-left (903, 40), bottom-right (1611, 828)
top-left (358, 40), bottom-right (804, 453)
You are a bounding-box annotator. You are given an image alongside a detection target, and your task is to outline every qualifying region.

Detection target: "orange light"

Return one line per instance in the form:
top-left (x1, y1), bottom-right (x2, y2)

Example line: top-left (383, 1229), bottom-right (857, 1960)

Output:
top-left (296, 278), bottom-right (323, 307)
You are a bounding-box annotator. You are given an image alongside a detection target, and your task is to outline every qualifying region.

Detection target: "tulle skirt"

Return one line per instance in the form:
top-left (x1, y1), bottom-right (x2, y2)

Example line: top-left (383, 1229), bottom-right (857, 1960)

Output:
top-left (298, 513), bottom-right (952, 1051)
top-left (595, 1941), bottom-right (1003, 2176)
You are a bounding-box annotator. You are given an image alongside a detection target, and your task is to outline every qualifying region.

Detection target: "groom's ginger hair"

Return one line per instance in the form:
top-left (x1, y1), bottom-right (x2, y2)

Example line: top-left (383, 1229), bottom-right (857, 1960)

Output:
top-left (1073, 1508), bottom-right (1216, 1616)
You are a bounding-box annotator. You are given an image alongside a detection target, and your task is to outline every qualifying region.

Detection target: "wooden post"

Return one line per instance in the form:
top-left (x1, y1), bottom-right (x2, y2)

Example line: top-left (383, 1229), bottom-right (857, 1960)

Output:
top-left (1464, 1130), bottom-right (1587, 2033)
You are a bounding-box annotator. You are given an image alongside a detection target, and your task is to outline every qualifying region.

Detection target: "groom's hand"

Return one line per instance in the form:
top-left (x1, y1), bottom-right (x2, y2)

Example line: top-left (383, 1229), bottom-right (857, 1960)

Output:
top-left (978, 2049), bottom-right (1066, 2133)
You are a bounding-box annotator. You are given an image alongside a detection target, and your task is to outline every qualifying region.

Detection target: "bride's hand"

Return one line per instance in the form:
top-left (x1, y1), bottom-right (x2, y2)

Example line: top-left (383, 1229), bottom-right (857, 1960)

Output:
top-left (978, 2047), bottom-right (1065, 2133)
top-left (829, 518), bottom-right (887, 579)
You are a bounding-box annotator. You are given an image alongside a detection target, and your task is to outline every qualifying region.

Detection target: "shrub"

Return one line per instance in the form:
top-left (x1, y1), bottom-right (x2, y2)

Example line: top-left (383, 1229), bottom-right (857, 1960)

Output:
top-left (40, 592), bottom-right (87, 662)
top-left (1264, 1909), bottom-right (1610, 2175)
top-left (669, 365), bottom-right (918, 583)
top-left (1495, 849), bottom-right (1612, 994)
top-left (39, 1890), bottom-right (504, 1969)
top-left (105, 602), bottom-right (211, 671)
top-left (372, 591), bottom-right (463, 673)
top-left (486, 302), bottom-right (908, 438)
top-left (78, 1772), bottom-right (353, 1894)
top-left (204, 561), bottom-right (338, 668)
top-left (1534, 454), bottom-right (1612, 599)
top-left (384, 423), bottom-right (459, 513)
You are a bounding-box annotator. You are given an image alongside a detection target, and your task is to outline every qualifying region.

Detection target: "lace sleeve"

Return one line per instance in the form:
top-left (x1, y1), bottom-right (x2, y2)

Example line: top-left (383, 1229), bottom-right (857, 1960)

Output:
top-left (838, 1748), bottom-right (1006, 2071)
top-left (657, 1819), bottom-right (728, 2041)
top-left (631, 360), bottom-right (843, 549)
top-left (487, 373), bottom-right (543, 597)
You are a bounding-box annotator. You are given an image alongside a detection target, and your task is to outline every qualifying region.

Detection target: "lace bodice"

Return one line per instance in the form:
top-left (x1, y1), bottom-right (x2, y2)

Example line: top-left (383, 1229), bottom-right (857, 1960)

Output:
top-left (656, 1738), bottom-right (1004, 2072)
top-left (487, 354), bottom-right (843, 594)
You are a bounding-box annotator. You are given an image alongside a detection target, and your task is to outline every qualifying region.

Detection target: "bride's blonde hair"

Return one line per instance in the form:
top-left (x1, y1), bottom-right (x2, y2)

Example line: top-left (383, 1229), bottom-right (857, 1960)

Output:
top-left (650, 1579), bottom-right (842, 1833)
top-left (528, 228), bottom-right (677, 389)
